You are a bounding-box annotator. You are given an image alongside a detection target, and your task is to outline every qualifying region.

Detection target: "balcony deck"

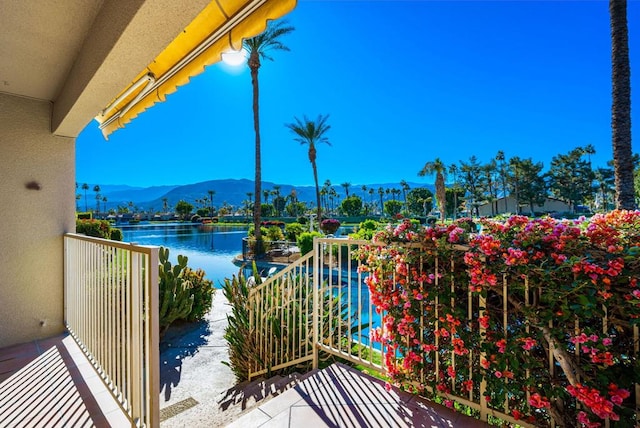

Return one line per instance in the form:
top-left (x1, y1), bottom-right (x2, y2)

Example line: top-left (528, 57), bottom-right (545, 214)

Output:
top-left (159, 293), bottom-right (489, 427)
top-left (0, 334), bottom-right (130, 427)
top-left (227, 363), bottom-right (489, 428)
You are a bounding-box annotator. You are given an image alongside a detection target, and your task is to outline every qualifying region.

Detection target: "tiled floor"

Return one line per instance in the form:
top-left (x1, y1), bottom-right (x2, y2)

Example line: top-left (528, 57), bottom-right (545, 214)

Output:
top-left (227, 363), bottom-right (488, 428)
top-left (0, 334), bottom-right (130, 428)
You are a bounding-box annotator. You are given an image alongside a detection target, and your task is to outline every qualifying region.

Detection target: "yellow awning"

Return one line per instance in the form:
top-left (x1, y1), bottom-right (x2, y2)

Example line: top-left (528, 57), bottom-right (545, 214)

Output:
top-left (96, 0), bottom-right (297, 139)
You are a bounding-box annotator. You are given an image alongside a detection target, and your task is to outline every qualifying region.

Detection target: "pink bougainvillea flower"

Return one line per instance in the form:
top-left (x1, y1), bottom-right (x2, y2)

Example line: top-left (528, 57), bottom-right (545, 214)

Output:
top-left (521, 337), bottom-right (537, 351)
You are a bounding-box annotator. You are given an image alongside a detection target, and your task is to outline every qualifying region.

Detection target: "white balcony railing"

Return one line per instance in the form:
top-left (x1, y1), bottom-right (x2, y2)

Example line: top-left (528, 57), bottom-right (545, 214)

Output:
top-left (247, 237), bottom-right (384, 380)
top-left (64, 233), bottom-right (159, 428)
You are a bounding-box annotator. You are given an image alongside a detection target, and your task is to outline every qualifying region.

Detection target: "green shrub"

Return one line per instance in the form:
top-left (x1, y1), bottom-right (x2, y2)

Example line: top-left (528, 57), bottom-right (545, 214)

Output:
top-left (285, 222), bottom-right (304, 242)
top-left (266, 225), bottom-right (284, 241)
top-left (183, 267), bottom-right (214, 322)
top-left (76, 219), bottom-right (111, 239)
top-left (222, 263), bottom-right (352, 382)
top-left (109, 228), bottom-right (123, 241)
top-left (350, 219), bottom-right (380, 240)
top-left (297, 231), bottom-right (322, 255)
top-left (222, 265), bottom-right (261, 382)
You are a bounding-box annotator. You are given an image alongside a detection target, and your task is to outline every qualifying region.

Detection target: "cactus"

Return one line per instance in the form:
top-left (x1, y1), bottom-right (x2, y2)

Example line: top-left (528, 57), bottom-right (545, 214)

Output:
top-left (158, 247), bottom-right (194, 335)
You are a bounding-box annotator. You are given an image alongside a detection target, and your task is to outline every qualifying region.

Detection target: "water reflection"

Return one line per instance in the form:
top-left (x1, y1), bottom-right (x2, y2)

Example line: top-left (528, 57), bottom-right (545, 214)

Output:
top-left (119, 223), bottom-right (248, 287)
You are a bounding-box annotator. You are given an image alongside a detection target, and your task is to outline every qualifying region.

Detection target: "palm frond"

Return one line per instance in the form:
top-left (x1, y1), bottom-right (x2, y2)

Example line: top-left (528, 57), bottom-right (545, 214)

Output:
top-left (242, 20), bottom-right (295, 62)
top-left (285, 114), bottom-right (332, 146)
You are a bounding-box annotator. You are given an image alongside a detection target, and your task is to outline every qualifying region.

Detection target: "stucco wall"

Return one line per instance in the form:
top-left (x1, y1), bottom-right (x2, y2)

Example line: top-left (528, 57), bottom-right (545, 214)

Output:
top-left (0, 93), bottom-right (75, 347)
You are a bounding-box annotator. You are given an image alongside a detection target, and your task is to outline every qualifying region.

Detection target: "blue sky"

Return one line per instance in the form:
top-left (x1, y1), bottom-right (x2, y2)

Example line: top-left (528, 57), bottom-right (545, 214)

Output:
top-left (76, 0), bottom-right (638, 188)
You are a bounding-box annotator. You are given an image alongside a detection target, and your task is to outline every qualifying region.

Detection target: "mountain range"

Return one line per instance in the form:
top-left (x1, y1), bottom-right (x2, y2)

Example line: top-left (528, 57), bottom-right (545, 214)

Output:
top-left (84, 179), bottom-right (435, 212)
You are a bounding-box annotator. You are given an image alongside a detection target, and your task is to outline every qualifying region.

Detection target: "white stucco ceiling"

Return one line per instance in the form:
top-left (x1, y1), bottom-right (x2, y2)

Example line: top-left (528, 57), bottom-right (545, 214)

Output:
top-left (0, 1), bottom-right (104, 101)
top-left (0, 0), bottom-right (209, 137)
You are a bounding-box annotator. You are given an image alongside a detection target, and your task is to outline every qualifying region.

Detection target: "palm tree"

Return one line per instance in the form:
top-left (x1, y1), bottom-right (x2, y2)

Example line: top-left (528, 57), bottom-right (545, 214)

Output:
top-left (610, 0), bottom-right (636, 209)
top-left (93, 185), bottom-right (101, 213)
top-left (81, 183), bottom-right (89, 212)
top-left (495, 151), bottom-right (509, 213)
top-left (102, 196), bottom-right (108, 214)
top-left (418, 158), bottom-right (447, 221)
top-left (207, 190), bottom-right (215, 217)
top-left (244, 19), bottom-right (295, 255)
top-left (595, 167), bottom-right (615, 211)
top-left (162, 198), bottom-right (169, 213)
top-left (320, 188), bottom-right (328, 214)
top-left (400, 180), bottom-right (410, 213)
top-left (509, 157), bottom-right (522, 215)
top-left (341, 182), bottom-right (351, 198)
top-left (286, 114), bottom-right (332, 221)
top-left (448, 165), bottom-right (459, 219)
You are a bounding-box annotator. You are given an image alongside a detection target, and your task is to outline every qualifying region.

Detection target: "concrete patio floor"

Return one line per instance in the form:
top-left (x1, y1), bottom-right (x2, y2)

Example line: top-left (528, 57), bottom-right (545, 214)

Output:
top-left (160, 293), bottom-right (489, 428)
top-left (0, 334), bottom-right (130, 427)
top-left (227, 362), bottom-right (488, 428)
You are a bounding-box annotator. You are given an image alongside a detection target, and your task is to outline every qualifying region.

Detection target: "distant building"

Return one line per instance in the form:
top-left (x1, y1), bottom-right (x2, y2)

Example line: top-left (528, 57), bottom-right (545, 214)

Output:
top-left (478, 196), bottom-right (572, 217)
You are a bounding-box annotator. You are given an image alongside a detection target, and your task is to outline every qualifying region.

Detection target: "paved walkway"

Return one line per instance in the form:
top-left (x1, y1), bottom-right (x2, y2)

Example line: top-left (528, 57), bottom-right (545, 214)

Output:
top-left (159, 292), bottom-right (240, 427)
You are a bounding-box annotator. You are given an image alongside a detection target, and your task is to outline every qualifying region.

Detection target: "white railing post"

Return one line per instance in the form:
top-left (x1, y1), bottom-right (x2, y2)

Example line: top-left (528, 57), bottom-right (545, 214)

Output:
top-left (312, 237), bottom-right (320, 370)
top-left (147, 246), bottom-right (160, 428)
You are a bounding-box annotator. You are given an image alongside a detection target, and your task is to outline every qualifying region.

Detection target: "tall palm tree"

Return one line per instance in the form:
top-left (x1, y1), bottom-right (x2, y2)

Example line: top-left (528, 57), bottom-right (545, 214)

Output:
top-left (341, 182), bottom-right (351, 197)
top-left (400, 180), bottom-right (410, 213)
top-left (418, 158), bottom-right (447, 221)
top-left (595, 167), bottom-right (615, 211)
top-left (93, 185), bottom-right (101, 213)
top-left (81, 183), bottom-right (89, 212)
top-left (285, 114), bottom-right (332, 221)
top-left (509, 157), bottom-right (522, 215)
top-left (448, 164), bottom-right (459, 219)
top-left (610, 0), bottom-right (636, 209)
top-left (244, 20), bottom-right (294, 255)
top-left (208, 190), bottom-right (215, 217)
top-left (495, 151), bottom-right (509, 213)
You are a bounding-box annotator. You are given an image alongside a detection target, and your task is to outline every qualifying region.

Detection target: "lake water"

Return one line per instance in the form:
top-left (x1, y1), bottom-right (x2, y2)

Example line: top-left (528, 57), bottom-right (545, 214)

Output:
top-left (119, 223), bottom-right (247, 287)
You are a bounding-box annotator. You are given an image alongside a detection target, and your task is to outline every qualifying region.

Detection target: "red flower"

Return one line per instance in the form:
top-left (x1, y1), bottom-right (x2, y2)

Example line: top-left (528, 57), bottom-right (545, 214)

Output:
top-left (511, 409), bottom-right (522, 420)
top-left (528, 393), bottom-right (550, 409)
